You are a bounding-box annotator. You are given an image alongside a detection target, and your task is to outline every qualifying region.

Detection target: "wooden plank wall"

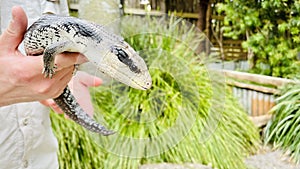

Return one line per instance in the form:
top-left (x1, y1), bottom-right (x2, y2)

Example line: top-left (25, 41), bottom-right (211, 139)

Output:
top-left (223, 70), bottom-right (295, 126)
top-left (231, 87), bottom-right (275, 116)
top-left (223, 70), bottom-right (294, 126)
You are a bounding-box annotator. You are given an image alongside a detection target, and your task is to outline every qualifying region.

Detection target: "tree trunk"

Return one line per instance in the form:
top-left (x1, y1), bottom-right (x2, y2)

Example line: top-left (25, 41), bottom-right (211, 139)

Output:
top-left (197, 0), bottom-right (209, 54)
top-left (246, 30), bottom-right (255, 69)
top-left (165, 0), bottom-right (171, 13)
top-left (205, 0), bottom-right (212, 55)
top-left (197, 0), bottom-right (208, 31)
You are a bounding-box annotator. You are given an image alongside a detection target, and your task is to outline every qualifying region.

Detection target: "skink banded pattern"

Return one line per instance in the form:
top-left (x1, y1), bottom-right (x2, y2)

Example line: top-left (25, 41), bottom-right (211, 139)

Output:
top-left (24, 14), bottom-right (152, 135)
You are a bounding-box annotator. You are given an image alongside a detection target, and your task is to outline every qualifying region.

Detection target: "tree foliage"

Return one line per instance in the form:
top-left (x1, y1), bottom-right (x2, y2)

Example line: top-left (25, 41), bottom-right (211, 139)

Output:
top-left (217, 0), bottom-right (300, 78)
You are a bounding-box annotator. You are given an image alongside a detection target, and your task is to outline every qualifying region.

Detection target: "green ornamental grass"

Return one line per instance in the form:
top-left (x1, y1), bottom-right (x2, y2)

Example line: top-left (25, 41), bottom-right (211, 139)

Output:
top-left (265, 82), bottom-right (300, 164)
top-left (50, 16), bottom-right (260, 169)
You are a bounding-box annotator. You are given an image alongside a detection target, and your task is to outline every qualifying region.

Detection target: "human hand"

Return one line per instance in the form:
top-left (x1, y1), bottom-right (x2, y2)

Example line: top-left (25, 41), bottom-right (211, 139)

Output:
top-left (41, 71), bottom-right (102, 117)
top-left (0, 6), bottom-right (87, 106)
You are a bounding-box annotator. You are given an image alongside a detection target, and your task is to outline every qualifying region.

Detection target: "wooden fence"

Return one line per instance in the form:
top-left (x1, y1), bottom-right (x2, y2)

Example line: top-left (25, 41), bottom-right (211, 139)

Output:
top-left (211, 40), bottom-right (247, 61)
top-left (223, 70), bottom-right (294, 127)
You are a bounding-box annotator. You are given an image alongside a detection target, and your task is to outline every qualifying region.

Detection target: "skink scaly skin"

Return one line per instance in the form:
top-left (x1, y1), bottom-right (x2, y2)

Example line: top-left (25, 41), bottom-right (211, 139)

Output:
top-left (24, 14), bottom-right (152, 136)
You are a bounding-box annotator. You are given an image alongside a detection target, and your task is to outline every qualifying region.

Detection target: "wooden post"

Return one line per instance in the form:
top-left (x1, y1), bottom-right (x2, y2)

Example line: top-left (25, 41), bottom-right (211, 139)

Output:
top-left (197, 0), bottom-right (209, 54)
top-left (205, 0), bottom-right (212, 55)
top-left (165, 0), bottom-right (170, 13)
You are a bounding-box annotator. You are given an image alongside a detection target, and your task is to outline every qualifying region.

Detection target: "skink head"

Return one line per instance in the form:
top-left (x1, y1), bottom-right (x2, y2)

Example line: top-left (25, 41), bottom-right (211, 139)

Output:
top-left (98, 41), bottom-right (152, 90)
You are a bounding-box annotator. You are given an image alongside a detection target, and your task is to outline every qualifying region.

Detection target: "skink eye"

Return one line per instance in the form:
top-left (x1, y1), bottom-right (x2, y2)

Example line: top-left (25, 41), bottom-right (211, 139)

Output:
top-left (111, 46), bottom-right (129, 61)
top-left (111, 45), bottom-right (141, 74)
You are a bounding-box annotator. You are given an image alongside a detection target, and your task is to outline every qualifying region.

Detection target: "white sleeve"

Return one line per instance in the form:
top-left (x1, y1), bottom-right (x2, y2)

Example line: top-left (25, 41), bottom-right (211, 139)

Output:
top-left (0, 0), bottom-right (69, 33)
top-left (0, 102), bottom-right (59, 169)
top-left (0, 1), bottom-right (70, 169)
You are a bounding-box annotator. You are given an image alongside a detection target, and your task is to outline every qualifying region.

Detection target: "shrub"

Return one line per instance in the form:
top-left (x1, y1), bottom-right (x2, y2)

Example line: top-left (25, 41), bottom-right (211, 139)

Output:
top-left (265, 82), bottom-right (300, 163)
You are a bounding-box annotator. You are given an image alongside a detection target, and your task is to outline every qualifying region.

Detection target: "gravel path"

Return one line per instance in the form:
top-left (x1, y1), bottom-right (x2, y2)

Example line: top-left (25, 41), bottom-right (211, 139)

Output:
top-left (140, 147), bottom-right (300, 169)
top-left (140, 163), bottom-right (213, 169)
top-left (245, 147), bottom-right (300, 169)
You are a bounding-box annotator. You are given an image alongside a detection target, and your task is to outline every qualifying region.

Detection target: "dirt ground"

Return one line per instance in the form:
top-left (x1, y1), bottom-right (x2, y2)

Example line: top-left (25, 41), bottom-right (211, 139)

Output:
top-left (140, 147), bottom-right (300, 169)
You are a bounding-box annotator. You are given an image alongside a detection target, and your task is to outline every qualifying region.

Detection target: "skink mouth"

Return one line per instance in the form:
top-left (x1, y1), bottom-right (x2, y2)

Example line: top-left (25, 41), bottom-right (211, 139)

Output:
top-left (130, 78), bottom-right (152, 90)
top-left (140, 81), bottom-right (152, 90)
top-left (141, 86), bottom-right (149, 90)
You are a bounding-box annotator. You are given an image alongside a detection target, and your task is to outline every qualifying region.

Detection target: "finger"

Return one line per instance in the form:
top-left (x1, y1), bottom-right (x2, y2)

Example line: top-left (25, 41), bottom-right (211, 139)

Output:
top-left (67, 72), bottom-right (97, 117)
top-left (24, 53), bottom-right (85, 78)
top-left (75, 71), bottom-right (102, 87)
top-left (0, 6), bottom-right (27, 53)
top-left (37, 66), bottom-right (74, 99)
top-left (52, 67), bottom-right (75, 97)
top-left (55, 53), bottom-right (88, 71)
top-left (71, 85), bottom-right (94, 117)
top-left (32, 67), bottom-right (73, 100)
top-left (40, 99), bottom-right (64, 114)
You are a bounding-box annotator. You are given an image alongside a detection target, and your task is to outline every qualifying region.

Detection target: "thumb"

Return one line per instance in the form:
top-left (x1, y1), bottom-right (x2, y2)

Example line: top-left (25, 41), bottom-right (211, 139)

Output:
top-left (0, 6), bottom-right (28, 53)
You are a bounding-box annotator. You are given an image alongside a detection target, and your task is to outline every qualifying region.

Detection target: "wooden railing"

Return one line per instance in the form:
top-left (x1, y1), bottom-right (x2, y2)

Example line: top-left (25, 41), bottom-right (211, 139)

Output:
top-left (223, 70), bottom-right (294, 127)
top-left (211, 40), bottom-right (247, 61)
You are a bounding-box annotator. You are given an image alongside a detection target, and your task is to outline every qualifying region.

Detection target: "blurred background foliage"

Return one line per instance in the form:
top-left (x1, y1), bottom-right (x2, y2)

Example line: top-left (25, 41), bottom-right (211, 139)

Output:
top-left (217, 0), bottom-right (300, 78)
